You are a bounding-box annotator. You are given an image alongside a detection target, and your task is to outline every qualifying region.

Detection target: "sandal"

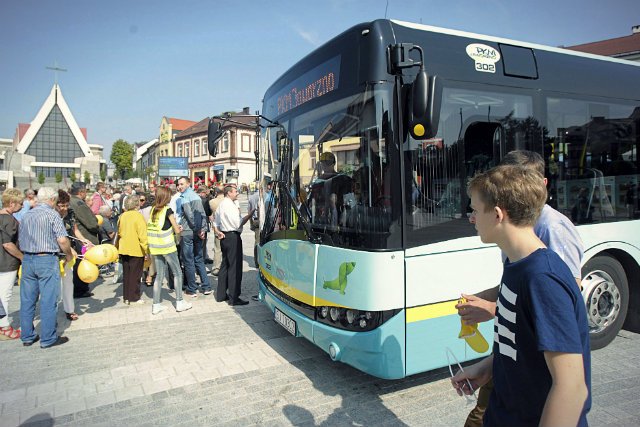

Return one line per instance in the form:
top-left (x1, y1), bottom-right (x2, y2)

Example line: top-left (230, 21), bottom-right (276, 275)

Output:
top-left (0, 326), bottom-right (21, 340)
top-left (65, 312), bottom-right (79, 321)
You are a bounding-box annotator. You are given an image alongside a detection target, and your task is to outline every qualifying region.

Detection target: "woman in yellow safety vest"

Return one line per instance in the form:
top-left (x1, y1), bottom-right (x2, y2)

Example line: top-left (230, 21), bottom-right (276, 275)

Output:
top-left (146, 186), bottom-right (192, 314)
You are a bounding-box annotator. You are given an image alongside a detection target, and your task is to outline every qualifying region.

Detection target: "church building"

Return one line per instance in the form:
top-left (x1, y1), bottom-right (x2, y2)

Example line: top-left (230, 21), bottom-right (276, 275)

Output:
top-left (3, 84), bottom-right (105, 189)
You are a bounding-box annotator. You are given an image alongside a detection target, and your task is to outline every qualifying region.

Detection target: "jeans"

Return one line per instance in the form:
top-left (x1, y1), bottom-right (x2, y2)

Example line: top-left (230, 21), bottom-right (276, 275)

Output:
top-left (153, 251), bottom-right (184, 304)
top-left (20, 254), bottom-right (60, 346)
top-left (181, 233), bottom-right (211, 294)
top-left (0, 270), bottom-right (18, 328)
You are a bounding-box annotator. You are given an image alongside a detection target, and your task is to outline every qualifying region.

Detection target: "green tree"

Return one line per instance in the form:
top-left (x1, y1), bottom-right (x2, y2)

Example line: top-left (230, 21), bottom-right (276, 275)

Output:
top-left (55, 172), bottom-right (63, 186)
top-left (84, 170), bottom-right (91, 184)
top-left (100, 169), bottom-right (107, 182)
top-left (144, 165), bottom-right (155, 185)
top-left (69, 171), bottom-right (77, 183)
top-left (110, 139), bottom-right (135, 179)
top-left (38, 171), bottom-right (45, 185)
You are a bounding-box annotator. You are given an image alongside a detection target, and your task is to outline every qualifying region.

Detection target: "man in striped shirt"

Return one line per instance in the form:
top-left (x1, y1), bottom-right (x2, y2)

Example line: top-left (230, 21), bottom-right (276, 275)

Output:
top-left (19, 187), bottom-right (73, 348)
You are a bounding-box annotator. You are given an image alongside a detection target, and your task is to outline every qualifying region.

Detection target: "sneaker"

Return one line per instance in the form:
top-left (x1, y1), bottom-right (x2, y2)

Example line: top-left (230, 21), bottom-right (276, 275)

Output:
top-left (203, 290), bottom-right (212, 295)
top-left (176, 300), bottom-right (193, 312)
top-left (185, 292), bottom-right (199, 298)
top-left (132, 299), bottom-right (145, 305)
top-left (212, 269), bottom-right (219, 276)
top-left (152, 303), bottom-right (167, 315)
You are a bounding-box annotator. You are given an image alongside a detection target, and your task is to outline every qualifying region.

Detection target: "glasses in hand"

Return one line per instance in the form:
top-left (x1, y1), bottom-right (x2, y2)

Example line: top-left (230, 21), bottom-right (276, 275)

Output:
top-left (446, 347), bottom-right (478, 404)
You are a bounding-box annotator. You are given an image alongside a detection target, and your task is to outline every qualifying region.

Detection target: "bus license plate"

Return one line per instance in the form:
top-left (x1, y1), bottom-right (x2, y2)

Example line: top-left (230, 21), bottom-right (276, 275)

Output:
top-left (274, 307), bottom-right (296, 336)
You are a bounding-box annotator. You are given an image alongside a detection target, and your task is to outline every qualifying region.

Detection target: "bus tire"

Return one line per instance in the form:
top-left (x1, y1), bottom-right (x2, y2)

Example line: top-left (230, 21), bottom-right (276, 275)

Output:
top-left (581, 255), bottom-right (629, 350)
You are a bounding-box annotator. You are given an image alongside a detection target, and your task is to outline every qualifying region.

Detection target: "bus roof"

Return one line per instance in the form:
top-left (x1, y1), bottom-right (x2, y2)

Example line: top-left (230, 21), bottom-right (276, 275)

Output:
top-left (392, 20), bottom-right (640, 68)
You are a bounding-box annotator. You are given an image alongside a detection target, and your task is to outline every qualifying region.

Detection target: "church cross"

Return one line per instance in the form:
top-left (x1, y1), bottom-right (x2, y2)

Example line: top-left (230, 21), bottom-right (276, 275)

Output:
top-left (45, 61), bottom-right (67, 84)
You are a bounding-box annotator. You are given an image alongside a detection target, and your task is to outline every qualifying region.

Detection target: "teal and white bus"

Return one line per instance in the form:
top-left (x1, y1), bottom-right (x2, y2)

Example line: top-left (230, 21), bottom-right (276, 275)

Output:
top-left (247, 20), bottom-right (639, 379)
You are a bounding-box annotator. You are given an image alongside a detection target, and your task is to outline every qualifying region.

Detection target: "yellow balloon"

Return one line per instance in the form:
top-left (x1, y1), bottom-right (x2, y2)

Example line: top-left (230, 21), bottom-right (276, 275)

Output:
top-left (84, 245), bottom-right (112, 265)
top-left (78, 260), bottom-right (99, 283)
top-left (103, 244), bottom-right (119, 263)
top-left (96, 214), bottom-right (104, 226)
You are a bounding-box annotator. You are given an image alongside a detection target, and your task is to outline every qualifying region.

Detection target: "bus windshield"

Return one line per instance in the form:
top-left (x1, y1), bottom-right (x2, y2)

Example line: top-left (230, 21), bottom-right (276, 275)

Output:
top-left (264, 86), bottom-right (401, 250)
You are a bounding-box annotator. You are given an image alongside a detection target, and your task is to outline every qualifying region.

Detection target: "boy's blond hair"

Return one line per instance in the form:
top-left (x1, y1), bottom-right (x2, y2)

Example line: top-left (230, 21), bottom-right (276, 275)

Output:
top-left (468, 164), bottom-right (547, 227)
top-left (2, 188), bottom-right (24, 207)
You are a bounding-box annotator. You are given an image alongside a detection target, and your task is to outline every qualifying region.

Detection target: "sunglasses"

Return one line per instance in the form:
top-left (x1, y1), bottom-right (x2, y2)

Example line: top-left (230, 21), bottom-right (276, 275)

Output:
top-left (139, 199), bottom-right (146, 202)
top-left (446, 347), bottom-right (478, 404)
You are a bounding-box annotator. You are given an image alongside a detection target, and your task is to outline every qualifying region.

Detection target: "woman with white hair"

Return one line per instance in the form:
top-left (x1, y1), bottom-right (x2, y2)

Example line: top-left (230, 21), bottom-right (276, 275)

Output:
top-left (116, 195), bottom-right (148, 304)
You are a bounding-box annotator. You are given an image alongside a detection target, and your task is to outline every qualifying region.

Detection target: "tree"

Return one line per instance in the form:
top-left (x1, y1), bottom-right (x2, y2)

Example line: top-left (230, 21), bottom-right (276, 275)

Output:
top-left (144, 165), bottom-right (155, 186)
top-left (100, 169), bottom-right (107, 182)
top-left (84, 170), bottom-right (91, 184)
top-left (110, 139), bottom-right (135, 179)
top-left (55, 172), bottom-right (63, 186)
top-left (69, 171), bottom-right (77, 183)
top-left (38, 171), bottom-right (45, 185)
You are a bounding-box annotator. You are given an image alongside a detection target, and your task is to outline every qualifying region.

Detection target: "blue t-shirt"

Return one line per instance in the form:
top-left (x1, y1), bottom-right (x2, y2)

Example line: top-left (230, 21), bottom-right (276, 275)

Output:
top-left (485, 248), bottom-right (591, 427)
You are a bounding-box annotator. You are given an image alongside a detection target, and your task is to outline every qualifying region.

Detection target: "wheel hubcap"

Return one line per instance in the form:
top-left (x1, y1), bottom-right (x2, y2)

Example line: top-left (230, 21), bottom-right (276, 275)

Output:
top-left (582, 269), bottom-right (620, 334)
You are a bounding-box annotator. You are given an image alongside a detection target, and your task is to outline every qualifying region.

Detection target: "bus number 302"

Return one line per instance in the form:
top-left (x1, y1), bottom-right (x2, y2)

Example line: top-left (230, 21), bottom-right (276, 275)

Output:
top-left (476, 63), bottom-right (495, 73)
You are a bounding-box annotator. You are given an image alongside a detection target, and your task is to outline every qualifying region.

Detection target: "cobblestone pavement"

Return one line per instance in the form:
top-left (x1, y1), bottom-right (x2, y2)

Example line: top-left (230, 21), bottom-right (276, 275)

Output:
top-left (1, 198), bottom-right (639, 426)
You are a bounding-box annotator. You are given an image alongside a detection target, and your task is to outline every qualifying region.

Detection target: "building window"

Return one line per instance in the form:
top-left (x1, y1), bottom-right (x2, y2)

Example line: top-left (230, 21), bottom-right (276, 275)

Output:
top-left (25, 105), bottom-right (84, 163)
top-left (185, 143), bottom-right (190, 159)
top-left (222, 133), bottom-right (229, 153)
top-left (310, 149), bottom-right (316, 170)
top-left (194, 140), bottom-right (200, 157)
top-left (202, 139), bottom-right (207, 156)
top-left (241, 134), bottom-right (251, 152)
top-left (178, 144), bottom-right (183, 157)
top-left (33, 166), bottom-right (77, 178)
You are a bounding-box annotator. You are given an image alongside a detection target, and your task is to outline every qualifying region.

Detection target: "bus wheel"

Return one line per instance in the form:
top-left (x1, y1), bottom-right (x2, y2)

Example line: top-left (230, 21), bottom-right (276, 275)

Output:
top-left (581, 255), bottom-right (629, 350)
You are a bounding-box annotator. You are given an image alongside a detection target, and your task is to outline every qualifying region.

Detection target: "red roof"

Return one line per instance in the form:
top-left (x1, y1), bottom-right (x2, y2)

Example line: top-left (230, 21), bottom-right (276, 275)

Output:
top-left (17, 123), bottom-right (30, 142)
top-left (175, 117), bottom-right (210, 138)
top-left (566, 32), bottom-right (640, 57)
top-left (169, 118), bottom-right (198, 131)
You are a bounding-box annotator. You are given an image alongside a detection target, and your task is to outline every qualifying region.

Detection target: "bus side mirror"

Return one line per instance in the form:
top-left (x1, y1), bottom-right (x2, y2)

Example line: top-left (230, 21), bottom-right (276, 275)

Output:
top-left (207, 119), bottom-right (224, 157)
top-left (407, 70), bottom-right (439, 140)
top-left (276, 130), bottom-right (288, 162)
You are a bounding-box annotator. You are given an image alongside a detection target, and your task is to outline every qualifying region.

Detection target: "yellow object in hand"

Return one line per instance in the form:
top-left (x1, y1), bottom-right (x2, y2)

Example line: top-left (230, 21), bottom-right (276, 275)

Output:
top-left (457, 297), bottom-right (490, 353)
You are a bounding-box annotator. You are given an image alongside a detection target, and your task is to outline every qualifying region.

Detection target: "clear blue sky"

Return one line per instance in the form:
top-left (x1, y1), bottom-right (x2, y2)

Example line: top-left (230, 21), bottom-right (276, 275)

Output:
top-left (1, 0), bottom-right (638, 160)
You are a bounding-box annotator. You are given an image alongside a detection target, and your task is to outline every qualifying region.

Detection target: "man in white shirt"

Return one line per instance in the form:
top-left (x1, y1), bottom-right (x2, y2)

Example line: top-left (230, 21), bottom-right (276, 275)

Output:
top-left (212, 185), bottom-right (253, 305)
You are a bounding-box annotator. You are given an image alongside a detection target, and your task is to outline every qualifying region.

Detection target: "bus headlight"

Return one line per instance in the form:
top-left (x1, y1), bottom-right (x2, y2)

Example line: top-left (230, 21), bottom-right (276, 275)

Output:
top-left (346, 310), bottom-right (356, 324)
top-left (315, 306), bottom-right (401, 332)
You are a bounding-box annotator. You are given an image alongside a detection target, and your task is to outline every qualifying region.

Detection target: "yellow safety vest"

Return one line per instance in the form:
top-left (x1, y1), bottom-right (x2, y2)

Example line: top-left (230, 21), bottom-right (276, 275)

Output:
top-left (147, 206), bottom-right (177, 255)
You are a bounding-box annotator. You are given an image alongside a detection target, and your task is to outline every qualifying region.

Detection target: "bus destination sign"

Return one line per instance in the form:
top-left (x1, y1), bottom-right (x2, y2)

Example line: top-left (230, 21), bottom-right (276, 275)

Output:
top-left (266, 55), bottom-right (341, 117)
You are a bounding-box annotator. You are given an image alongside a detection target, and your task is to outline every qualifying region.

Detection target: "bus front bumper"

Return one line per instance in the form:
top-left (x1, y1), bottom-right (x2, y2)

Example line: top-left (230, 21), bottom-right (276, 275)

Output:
top-left (258, 281), bottom-right (406, 379)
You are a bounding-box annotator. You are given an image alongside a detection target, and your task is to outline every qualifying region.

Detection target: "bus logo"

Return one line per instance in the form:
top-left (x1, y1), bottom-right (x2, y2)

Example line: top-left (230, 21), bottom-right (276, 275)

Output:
top-left (466, 43), bottom-right (500, 74)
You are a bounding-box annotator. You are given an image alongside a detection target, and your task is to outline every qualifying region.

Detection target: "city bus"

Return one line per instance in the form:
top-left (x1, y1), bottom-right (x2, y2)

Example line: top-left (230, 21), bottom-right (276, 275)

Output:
top-left (248, 20), bottom-right (640, 379)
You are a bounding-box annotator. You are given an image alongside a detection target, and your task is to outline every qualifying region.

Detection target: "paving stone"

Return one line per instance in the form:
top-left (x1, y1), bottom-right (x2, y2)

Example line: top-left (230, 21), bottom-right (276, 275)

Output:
top-left (84, 391), bottom-right (116, 410)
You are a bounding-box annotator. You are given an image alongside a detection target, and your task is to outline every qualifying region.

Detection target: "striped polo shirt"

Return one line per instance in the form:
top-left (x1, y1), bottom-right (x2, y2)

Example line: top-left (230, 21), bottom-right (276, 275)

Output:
top-left (18, 204), bottom-right (68, 253)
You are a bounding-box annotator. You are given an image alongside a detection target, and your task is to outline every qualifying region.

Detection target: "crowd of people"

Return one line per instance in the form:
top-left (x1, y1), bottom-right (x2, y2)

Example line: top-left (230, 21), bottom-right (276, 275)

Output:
top-left (0, 150), bottom-right (593, 425)
top-left (0, 177), bottom-right (257, 347)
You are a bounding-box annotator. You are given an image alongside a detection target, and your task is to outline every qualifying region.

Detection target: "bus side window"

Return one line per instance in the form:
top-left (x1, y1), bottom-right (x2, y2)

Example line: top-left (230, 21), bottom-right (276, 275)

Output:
top-left (545, 97), bottom-right (639, 222)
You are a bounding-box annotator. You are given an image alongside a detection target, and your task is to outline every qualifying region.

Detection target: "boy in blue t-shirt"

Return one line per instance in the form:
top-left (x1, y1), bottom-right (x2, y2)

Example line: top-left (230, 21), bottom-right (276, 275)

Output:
top-left (452, 165), bottom-right (591, 427)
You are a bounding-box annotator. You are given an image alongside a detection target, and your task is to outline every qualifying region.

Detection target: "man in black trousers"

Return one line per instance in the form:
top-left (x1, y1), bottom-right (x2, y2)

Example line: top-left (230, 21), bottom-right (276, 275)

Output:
top-left (212, 185), bottom-right (253, 305)
top-left (69, 182), bottom-right (100, 298)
